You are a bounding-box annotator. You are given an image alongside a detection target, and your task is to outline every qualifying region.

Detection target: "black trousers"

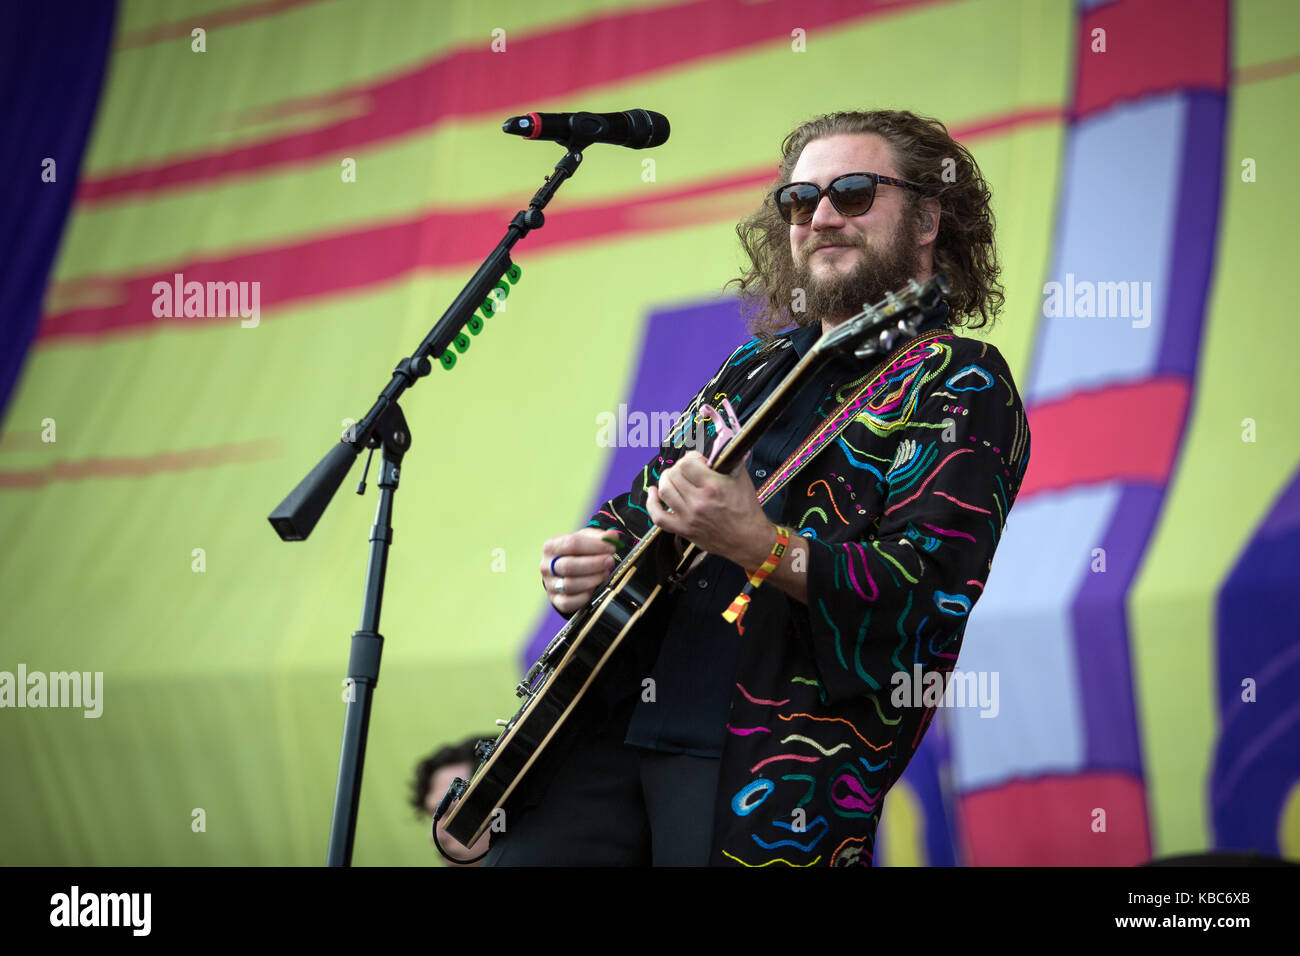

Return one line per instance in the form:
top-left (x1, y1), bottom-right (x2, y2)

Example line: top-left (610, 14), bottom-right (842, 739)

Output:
top-left (483, 699), bottom-right (722, 867)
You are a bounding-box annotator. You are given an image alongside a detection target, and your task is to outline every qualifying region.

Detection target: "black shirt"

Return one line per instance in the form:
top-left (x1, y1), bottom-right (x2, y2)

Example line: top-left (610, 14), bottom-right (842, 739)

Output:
top-left (622, 324), bottom-right (852, 754)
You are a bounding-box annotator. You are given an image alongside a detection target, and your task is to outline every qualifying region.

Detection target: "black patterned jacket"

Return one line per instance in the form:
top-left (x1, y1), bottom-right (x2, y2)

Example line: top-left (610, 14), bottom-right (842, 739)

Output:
top-left (586, 322), bottom-right (1031, 866)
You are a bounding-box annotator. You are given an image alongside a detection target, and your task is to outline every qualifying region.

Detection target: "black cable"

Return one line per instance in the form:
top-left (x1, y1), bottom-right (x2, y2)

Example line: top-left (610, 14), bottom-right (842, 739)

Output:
top-left (430, 777), bottom-right (490, 866)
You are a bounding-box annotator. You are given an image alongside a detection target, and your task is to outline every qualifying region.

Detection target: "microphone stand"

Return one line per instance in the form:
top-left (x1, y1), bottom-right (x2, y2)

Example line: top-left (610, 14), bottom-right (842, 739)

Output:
top-left (268, 137), bottom-right (596, 867)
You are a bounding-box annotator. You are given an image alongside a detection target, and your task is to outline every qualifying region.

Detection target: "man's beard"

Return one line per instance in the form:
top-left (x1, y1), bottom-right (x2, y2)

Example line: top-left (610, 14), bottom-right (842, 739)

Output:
top-left (794, 216), bottom-right (920, 326)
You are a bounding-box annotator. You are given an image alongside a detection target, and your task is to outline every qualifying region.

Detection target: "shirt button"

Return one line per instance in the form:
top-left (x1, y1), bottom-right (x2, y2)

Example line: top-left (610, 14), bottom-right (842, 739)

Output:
top-left (755, 469), bottom-right (767, 478)
top-left (697, 578), bottom-right (709, 589)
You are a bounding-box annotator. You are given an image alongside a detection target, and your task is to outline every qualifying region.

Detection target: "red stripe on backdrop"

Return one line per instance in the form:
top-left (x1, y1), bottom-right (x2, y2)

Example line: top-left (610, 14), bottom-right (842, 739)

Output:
top-left (1073, 0), bottom-right (1228, 119)
top-left (115, 0), bottom-right (327, 50)
top-left (1235, 53), bottom-right (1300, 86)
top-left (41, 106), bottom-right (1063, 343)
top-left (79, 0), bottom-right (951, 206)
top-left (1018, 377), bottom-right (1189, 500)
top-left (42, 174), bottom-right (761, 341)
top-left (0, 438), bottom-right (282, 490)
top-left (960, 773), bottom-right (1151, 865)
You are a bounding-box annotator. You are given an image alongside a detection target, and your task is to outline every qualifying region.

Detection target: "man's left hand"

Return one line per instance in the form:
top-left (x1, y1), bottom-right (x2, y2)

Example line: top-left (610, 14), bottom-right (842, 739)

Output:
top-left (645, 450), bottom-right (775, 570)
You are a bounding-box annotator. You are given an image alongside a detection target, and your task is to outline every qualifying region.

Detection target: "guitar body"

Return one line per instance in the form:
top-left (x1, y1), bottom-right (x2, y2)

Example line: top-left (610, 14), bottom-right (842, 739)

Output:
top-left (438, 275), bottom-right (949, 850)
top-left (442, 529), bottom-right (693, 845)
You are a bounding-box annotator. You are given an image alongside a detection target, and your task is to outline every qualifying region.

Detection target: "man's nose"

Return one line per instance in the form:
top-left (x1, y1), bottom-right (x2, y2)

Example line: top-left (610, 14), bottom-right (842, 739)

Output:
top-left (809, 190), bottom-right (846, 229)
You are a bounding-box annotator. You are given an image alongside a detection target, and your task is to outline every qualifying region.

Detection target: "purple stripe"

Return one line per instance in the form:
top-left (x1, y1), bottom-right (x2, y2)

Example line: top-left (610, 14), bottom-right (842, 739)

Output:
top-left (1071, 91), bottom-right (1228, 772)
top-left (1072, 485), bottom-right (1161, 771)
top-left (1155, 93), bottom-right (1228, 376)
top-left (1211, 465), bottom-right (1300, 853)
top-left (0, 2), bottom-right (117, 419)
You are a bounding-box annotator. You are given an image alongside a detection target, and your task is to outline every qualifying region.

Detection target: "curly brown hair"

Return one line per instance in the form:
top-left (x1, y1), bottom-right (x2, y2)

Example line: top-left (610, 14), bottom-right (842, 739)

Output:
top-left (728, 109), bottom-right (1003, 337)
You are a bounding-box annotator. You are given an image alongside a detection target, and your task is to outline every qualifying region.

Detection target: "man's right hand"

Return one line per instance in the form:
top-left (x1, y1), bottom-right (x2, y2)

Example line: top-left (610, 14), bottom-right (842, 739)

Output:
top-left (540, 528), bottom-right (621, 616)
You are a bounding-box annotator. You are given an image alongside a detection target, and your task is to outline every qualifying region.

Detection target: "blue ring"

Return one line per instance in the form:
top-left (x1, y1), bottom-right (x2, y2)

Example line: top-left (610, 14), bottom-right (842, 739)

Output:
top-left (550, 556), bottom-right (561, 576)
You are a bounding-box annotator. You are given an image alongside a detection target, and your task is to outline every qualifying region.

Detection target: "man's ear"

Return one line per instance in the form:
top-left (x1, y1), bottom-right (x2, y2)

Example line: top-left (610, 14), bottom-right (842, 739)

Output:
top-left (917, 198), bottom-right (941, 246)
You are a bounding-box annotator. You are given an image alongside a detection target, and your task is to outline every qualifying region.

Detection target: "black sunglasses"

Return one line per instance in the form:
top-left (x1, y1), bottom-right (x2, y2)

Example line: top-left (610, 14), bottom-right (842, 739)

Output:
top-left (773, 171), bottom-right (922, 225)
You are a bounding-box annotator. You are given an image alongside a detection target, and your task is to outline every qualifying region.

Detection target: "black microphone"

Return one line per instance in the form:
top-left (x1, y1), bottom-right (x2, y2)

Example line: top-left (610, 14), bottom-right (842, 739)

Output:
top-left (501, 109), bottom-right (669, 149)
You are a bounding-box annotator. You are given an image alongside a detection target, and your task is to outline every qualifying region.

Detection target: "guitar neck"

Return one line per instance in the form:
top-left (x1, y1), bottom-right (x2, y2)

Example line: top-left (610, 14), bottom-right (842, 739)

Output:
top-left (706, 343), bottom-right (828, 477)
top-left (606, 276), bottom-right (948, 582)
top-left (709, 283), bottom-right (948, 479)
top-left (594, 346), bottom-right (826, 590)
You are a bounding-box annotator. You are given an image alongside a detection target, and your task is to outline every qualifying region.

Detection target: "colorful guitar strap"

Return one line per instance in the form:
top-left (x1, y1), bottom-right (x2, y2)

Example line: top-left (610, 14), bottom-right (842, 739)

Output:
top-left (753, 328), bottom-right (952, 506)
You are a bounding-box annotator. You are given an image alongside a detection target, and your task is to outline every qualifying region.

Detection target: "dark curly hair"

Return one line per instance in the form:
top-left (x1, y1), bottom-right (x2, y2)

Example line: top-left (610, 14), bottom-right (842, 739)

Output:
top-left (409, 735), bottom-right (484, 816)
top-left (728, 109), bottom-right (1003, 337)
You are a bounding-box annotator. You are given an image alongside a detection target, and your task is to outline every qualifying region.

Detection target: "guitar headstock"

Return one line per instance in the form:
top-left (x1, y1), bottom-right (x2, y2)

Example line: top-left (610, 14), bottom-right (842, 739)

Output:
top-left (815, 274), bottom-right (949, 361)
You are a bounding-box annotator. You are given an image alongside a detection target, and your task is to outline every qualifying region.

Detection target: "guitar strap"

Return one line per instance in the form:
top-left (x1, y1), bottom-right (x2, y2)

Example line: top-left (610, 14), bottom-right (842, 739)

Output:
top-left (752, 328), bottom-right (952, 507)
top-left (670, 327), bottom-right (952, 582)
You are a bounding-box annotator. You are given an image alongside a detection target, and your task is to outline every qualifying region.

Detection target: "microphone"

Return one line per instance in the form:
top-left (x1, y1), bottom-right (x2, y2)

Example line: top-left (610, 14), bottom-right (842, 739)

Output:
top-left (501, 110), bottom-right (669, 149)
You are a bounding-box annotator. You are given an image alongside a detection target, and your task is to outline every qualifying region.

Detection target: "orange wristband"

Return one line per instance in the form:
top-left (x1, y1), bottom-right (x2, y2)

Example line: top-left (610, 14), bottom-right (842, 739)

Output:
top-left (721, 526), bottom-right (790, 636)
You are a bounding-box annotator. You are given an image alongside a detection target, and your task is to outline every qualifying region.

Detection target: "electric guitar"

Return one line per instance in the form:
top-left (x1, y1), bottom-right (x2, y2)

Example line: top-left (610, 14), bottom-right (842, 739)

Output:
top-left (439, 274), bottom-right (949, 848)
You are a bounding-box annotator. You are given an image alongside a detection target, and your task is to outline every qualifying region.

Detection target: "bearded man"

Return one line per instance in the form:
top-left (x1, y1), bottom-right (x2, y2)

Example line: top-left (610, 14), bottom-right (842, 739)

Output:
top-left (482, 108), bottom-right (1031, 867)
